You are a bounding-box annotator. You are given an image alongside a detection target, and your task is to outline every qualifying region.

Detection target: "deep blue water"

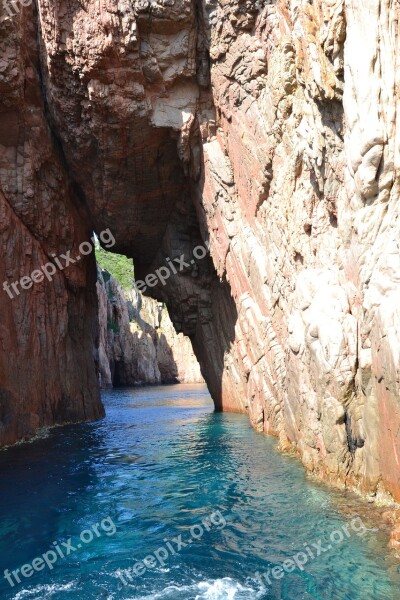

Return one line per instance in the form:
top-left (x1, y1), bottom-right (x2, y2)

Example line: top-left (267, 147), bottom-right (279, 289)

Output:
top-left (0, 384), bottom-right (399, 599)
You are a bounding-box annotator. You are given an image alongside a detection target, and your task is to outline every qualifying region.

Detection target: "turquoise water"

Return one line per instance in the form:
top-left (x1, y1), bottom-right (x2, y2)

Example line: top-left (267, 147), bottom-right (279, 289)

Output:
top-left (0, 384), bottom-right (399, 599)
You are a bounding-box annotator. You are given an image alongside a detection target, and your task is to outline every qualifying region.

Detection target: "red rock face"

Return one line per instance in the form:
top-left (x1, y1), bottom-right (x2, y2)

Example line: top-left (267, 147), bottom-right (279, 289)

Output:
top-left (0, 7), bottom-right (104, 445)
top-left (1, 1), bottom-right (400, 506)
top-left (195, 0), bottom-right (400, 502)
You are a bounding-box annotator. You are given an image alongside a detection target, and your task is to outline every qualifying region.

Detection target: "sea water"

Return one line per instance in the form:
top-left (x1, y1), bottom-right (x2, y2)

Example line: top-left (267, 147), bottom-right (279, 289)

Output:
top-left (0, 385), bottom-right (399, 599)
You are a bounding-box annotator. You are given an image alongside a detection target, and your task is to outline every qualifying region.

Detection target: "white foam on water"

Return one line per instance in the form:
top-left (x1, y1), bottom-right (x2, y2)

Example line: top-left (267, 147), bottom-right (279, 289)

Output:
top-left (12, 581), bottom-right (75, 599)
top-left (130, 577), bottom-right (260, 600)
top-left (195, 578), bottom-right (257, 599)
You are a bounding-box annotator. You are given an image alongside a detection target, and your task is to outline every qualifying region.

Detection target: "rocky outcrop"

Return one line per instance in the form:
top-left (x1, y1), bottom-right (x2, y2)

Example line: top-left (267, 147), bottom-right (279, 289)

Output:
top-left (193, 0), bottom-right (400, 505)
top-left (0, 5), bottom-right (104, 446)
top-left (97, 269), bottom-right (203, 387)
top-left (1, 0), bottom-right (400, 508)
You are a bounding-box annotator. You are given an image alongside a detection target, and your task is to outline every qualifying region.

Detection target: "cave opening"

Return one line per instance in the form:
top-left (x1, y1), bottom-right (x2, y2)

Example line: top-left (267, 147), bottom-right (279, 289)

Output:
top-left (95, 244), bottom-right (205, 392)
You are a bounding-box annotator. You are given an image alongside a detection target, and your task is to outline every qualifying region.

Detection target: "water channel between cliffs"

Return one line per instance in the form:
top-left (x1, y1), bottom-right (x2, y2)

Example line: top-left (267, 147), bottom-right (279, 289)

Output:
top-left (0, 384), bottom-right (399, 599)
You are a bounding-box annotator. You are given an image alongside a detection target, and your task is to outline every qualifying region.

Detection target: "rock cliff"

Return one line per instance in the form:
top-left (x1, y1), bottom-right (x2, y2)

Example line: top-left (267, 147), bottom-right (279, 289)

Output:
top-left (97, 268), bottom-right (203, 387)
top-left (1, 0), bottom-right (400, 509)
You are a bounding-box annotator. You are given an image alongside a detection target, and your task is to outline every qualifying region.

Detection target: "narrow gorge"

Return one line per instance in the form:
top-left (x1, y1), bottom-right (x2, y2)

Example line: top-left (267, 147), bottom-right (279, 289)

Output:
top-left (97, 265), bottom-right (203, 387)
top-left (1, 0), bottom-right (400, 560)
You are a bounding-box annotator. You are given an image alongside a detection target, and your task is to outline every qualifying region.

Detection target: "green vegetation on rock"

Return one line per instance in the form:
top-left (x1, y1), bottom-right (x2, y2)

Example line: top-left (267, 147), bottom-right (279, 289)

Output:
top-left (96, 245), bottom-right (134, 292)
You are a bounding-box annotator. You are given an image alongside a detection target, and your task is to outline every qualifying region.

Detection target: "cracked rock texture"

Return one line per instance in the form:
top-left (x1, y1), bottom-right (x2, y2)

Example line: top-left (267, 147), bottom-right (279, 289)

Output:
top-left (1, 0), bottom-right (400, 506)
top-left (97, 268), bottom-right (203, 386)
top-left (194, 0), bottom-right (400, 504)
top-left (0, 5), bottom-right (104, 445)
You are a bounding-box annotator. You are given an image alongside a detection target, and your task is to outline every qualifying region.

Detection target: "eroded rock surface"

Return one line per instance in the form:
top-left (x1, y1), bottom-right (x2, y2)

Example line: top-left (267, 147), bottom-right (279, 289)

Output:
top-left (1, 0), bottom-right (400, 505)
top-left (0, 5), bottom-right (104, 445)
top-left (195, 0), bottom-right (400, 503)
top-left (97, 268), bottom-right (203, 386)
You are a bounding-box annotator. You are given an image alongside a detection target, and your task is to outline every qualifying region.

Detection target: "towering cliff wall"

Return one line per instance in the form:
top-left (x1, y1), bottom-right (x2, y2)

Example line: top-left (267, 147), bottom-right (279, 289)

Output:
top-left (0, 5), bottom-right (104, 446)
top-left (0, 1), bottom-right (399, 505)
top-left (194, 0), bottom-right (400, 502)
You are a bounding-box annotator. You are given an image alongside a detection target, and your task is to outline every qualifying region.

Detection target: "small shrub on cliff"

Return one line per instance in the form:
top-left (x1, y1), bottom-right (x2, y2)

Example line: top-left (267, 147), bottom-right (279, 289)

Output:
top-left (96, 246), bottom-right (134, 292)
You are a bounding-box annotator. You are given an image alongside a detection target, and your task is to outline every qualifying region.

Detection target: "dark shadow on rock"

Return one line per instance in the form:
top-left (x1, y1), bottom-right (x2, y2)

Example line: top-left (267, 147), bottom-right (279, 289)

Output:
top-left (156, 333), bottom-right (180, 384)
top-left (97, 269), bottom-right (190, 389)
top-left (135, 184), bottom-right (239, 411)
